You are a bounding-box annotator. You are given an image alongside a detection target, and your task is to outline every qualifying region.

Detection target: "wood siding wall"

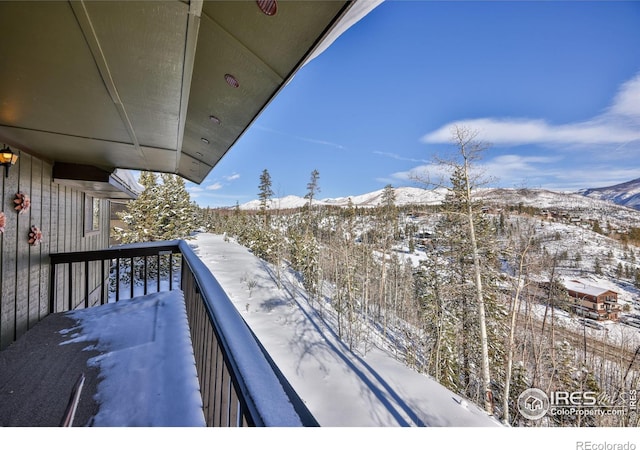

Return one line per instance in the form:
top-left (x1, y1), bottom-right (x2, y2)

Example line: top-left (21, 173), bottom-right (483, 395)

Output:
top-left (1, 152), bottom-right (111, 350)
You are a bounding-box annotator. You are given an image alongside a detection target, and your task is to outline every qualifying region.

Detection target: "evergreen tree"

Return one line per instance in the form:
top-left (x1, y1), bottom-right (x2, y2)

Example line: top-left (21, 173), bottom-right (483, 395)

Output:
top-left (114, 171), bottom-right (156, 243)
top-left (414, 247), bottom-right (461, 392)
top-left (289, 228), bottom-right (320, 298)
top-left (114, 171), bottom-right (198, 243)
top-left (155, 173), bottom-right (200, 241)
top-left (411, 125), bottom-right (503, 414)
top-left (303, 169), bottom-right (321, 233)
top-left (381, 184), bottom-right (398, 237)
top-left (112, 171), bottom-right (198, 288)
top-left (594, 257), bottom-right (603, 276)
top-left (444, 126), bottom-right (496, 414)
top-left (258, 169), bottom-right (273, 226)
top-left (592, 220), bottom-right (603, 234)
top-left (616, 262), bottom-right (624, 279)
top-left (304, 169), bottom-right (320, 208)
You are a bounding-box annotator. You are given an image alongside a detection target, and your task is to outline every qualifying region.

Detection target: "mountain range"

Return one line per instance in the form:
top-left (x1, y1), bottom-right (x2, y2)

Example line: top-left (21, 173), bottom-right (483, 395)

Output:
top-left (238, 178), bottom-right (640, 212)
top-left (239, 186), bottom-right (447, 210)
top-left (579, 177), bottom-right (640, 210)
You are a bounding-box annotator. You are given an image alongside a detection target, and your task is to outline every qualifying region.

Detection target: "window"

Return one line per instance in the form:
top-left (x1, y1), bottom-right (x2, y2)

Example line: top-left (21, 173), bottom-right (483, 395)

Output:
top-left (84, 195), bottom-right (101, 235)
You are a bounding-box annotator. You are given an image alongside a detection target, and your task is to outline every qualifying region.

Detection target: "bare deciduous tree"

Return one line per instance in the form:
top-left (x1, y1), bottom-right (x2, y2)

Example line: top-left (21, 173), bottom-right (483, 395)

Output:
top-left (415, 124), bottom-right (495, 414)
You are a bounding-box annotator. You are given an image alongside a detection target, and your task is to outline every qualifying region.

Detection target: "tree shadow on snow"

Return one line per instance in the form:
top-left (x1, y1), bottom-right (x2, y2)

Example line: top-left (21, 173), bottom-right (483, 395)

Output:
top-left (260, 261), bottom-right (427, 427)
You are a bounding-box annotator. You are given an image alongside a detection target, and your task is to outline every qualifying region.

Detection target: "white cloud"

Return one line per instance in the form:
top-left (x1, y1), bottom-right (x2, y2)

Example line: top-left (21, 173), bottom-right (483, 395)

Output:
top-left (391, 154), bottom-right (564, 189)
top-left (255, 125), bottom-right (346, 150)
top-left (479, 155), bottom-right (563, 187)
top-left (483, 154), bottom-right (560, 175)
top-left (225, 173), bottom-right (240, 181)
top-left (422, 117), bottom-right (640, 146)
top-left (391, 163), bottom-right (453, 186)
top-left (421, 72), bottom-right (640, 147)
top-left (608, 73), bottom-right (640, 118)
top-left (188, 186), bottom-right (203, 193)
top-left (206, 182), bottom-right (223, 191)
top-left (403, 72), bottom-right (640, 192)
top-left (374, 151), bottom-right (428, 163)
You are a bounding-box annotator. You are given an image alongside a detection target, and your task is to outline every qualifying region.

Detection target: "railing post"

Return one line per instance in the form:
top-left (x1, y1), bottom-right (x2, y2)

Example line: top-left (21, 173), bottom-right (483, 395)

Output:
top-left (101, 259), bottom-right (106, 305)
top-left (156, 254), bottom-right (161, 293)
top-left (169, 254), bottom-right (174, 290)
top-left (67, 262), bottom-right (73, 311)
top-left (115, 258), bottom-right (120, 302)
top-left (84, 260), bottom-right (89, 308)
top-left (49, 261), bottom-right (56, 314)
top-left (129, 257), bottom-right (134, 299)
top-left (143, 256), bottom-right (148, 295)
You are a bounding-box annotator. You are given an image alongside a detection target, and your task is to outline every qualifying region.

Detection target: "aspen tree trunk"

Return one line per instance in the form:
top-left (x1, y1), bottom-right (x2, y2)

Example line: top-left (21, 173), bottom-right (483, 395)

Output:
top-left (460, 132), bottom-right (493, 415)
top-left (414, 125), bottom-right (494, 414)
top-left (503, 235), bottom-right (533, 424)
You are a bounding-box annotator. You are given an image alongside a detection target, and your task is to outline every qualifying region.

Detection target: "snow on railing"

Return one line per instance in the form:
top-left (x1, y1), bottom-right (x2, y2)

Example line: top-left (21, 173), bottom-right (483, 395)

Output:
top-left (179, 240), bottom-right (316, 426)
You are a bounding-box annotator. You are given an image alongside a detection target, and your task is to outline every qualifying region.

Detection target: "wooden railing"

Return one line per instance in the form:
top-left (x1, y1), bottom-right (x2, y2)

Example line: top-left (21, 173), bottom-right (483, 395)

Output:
top-left (49, 241), bottom-right (181, 311)
top-left (49, 240), bottom-right (318, 427)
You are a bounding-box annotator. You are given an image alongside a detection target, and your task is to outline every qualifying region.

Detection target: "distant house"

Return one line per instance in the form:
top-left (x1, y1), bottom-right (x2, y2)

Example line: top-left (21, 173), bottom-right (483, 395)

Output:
top-left (413, 229), bottom-right (435, 249)
top-left (564, 280), bottom-right (620, 321)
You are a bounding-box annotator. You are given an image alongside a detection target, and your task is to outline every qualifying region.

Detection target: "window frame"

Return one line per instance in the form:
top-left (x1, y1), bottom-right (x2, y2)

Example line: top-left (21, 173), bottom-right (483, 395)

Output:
top-left (84, 194), bottom-right (101, 236)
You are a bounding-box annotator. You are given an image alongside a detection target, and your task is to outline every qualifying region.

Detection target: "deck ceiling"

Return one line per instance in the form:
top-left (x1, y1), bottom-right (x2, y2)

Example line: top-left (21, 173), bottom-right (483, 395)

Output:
top-left (0, 0), bottom-right (358, 185)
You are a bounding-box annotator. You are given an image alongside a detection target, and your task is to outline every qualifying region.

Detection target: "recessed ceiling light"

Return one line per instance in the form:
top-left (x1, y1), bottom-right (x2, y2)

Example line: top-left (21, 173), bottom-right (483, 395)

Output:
top-left (195, 151), bottom-right (203, 157)
top-left (224, 74), bottom-right (239, 88)
top-left (209, 115), bottom-right (221, 125)
top-left (256, 0), bottom-right (277, 16)
top-left (201, 138), bottom-right (209, 144)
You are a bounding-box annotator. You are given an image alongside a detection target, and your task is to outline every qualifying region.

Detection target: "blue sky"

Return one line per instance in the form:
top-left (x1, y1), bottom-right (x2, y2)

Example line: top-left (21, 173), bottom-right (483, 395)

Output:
top-left (187, 0), bottom-right (640, 208)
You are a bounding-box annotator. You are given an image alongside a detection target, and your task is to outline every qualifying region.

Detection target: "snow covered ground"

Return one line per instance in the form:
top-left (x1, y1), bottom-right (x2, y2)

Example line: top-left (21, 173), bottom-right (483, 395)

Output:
top-left (9, 232), bottom-right (639, 448)
top-left (189, 233), bottom-right (501, 427)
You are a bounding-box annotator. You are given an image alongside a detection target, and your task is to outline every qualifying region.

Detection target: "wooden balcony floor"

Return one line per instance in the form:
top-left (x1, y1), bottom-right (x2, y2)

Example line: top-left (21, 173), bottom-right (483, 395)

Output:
top-left (0, 313), bottom-right (101, 427)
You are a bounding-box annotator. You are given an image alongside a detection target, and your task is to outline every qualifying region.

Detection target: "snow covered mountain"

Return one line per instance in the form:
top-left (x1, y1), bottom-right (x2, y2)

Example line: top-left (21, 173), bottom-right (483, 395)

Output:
top-left (236, 184), bottom-right (640, 233)
top-left (239, 184), bottom-right (635, 212)
top-left (238, 186), bottom-right (447, 210)
top-left (579, 177), bottom-right (640, 210)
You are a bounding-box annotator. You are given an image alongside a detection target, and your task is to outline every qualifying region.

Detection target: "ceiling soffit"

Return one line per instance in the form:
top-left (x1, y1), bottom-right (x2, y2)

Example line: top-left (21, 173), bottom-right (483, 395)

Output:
top-left (0, 1), bottom-right (354, 186)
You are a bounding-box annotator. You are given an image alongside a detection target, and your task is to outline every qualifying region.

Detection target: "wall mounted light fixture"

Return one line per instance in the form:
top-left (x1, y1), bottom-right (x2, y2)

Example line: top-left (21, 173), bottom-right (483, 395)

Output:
top-left (0, 145), bottom-right (18, 178)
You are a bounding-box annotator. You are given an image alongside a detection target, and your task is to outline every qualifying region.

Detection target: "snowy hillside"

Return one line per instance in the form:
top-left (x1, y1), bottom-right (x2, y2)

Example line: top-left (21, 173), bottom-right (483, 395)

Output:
top-left (478, 187), bottom-right (640, 230)
top-left (189, 233), bottom-right (502, 427)
top-left (580, 177), bottom-right (640, 210)
top-left (238, 184), bottom-right (640, 214)
top-left (198, 178), bottom-right (640, 431)
top-left (238, 186), bottom-right (447, 210)
top-left (478, 187), bottom-right (605, 210)
top-left (321, 186), bottom-right (447, 208)
top-left (237, 185), bottom-right (640, 232)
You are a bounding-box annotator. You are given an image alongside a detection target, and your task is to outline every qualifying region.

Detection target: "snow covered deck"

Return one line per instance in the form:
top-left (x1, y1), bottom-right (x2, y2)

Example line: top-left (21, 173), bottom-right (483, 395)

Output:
top-left (0, 291), bottom-right (204, 426)
top-left (9, 239), bottom-right (316, 427)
